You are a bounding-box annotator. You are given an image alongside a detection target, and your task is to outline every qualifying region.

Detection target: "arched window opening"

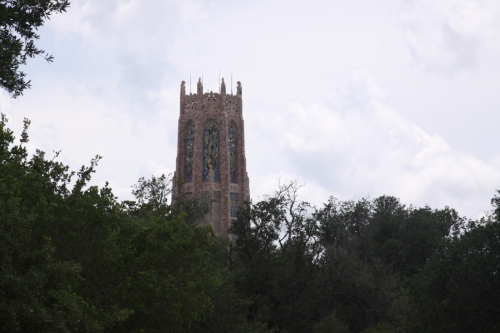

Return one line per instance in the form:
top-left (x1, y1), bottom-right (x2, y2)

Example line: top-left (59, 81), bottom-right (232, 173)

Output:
top-left (185, 124), bottom-right (195, 182)
top-left (203, 123), bottom-right (220, 182)
top-left (228, 125), bottom-right (237, 183)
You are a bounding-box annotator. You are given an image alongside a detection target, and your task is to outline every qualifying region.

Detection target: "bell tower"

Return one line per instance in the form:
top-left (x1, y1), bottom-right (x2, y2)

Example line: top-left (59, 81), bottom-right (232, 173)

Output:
top-left (172, 78), bottom-right (250, 237)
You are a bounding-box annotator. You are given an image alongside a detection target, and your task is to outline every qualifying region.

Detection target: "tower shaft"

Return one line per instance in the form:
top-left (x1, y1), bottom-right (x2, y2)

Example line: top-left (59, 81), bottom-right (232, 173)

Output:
top-left (173, 79), bottom-right (249, 237)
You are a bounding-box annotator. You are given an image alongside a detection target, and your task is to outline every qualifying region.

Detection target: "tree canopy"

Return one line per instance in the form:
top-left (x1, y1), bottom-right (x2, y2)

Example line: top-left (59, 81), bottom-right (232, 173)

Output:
top-left (227, 181), bottom-right (499, 332)
top-left (0, 115), bottom-right (221, 332)
top-left (1, 116), bottom-right (499, 332)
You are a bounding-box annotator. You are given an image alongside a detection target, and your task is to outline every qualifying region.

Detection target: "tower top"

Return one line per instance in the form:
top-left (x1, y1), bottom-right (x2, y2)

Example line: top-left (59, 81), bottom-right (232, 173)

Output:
top-left (181, 78), bottom-right (241, 97)
top-left (179, 78), bottom-right (242, 115)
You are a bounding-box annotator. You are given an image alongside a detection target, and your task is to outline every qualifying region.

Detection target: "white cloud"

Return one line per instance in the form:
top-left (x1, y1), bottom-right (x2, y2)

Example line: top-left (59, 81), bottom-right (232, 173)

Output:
top-left (246, 69), bottom-right (500, 218)
top-left (2, 0), bottom-right (499, 221)
top-left (2, 78), bottom-right (178, 202)
top-left (401, 0), bottom-right (500, 72)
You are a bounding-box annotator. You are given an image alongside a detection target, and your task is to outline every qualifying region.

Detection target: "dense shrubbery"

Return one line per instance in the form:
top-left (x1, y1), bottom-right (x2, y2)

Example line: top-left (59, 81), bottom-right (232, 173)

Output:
top-left (1, 117), bottom-right (499, 332)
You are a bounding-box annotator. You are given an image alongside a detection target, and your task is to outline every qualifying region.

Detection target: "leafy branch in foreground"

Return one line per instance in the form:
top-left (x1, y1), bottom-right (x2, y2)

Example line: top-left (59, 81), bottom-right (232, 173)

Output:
top-left (0, 0), bottom-right (70, 97)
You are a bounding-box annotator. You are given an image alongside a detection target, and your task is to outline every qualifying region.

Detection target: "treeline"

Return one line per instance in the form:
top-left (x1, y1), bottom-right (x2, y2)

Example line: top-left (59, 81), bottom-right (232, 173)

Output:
top-left (1, 116), bottom-right (499, 333)
top-left (227, 183), bottom-right (500, 333)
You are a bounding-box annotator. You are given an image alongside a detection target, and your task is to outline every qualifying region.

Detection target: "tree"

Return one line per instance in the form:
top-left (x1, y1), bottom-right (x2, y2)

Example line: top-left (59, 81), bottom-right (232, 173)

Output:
top-left (0, 0), bottom-right (70, 97)
top-left (191, 236), bottom-right (274, 333)
top-left (127, 173), bottom-right (211, 225)
top-left (0, 115), bottom-right (222, 332)
top-left (7, 113), bottom-right (499, 332)
top-left (403, 217), bottom-right (500, 333)
top-left (315, 195), bottom-right (465, 332)
top-left (315, 197), bottom-right (396, 332)
top-left (0, 115), bottom-right (102, 332)
top-left (230, 180), bottom-right (324, 333)
top-left (314, 312), bottom-right (349, 333)
top-left (112, 213), bottom-right (219, 333)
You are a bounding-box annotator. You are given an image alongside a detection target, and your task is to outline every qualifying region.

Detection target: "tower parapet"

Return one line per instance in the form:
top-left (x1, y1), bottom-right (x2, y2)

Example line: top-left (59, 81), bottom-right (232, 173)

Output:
top-left (173, 78), bottom-right (250, 237)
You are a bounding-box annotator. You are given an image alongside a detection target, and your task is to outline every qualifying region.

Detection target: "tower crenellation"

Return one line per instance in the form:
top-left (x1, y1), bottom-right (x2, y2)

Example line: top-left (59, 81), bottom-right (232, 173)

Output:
top-left (173, 78), bottom-right (250, 237)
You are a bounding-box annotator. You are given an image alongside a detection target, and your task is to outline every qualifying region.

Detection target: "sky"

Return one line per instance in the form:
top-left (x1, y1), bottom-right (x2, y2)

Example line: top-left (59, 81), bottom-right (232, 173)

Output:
top-left (1, 0), bottom-right (500, 219)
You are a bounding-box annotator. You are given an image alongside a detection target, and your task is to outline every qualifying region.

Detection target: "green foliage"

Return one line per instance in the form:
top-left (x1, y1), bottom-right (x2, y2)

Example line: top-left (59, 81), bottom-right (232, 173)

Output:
top-left (190, 234), bottom-right (274, 333)
top-left (314, 312), bottom-right (350, 333)
top-left (0, 115), bottom-right (220, 332)
top-left (403, 217), bottom-right (500, 333)
top-left (131, 174), bottom-right (171, 207)
top-left (0, 234), bottom-right (101, 332)
top-left (0, 0), bottom-right (70, 97)
top-left (0, 115), bottom-right (101, 332)
top-left (112, 213), bottom-right (218, 333)
top-left (2, 115), bottom-right (500, 333)
top-left (362, 323), bottom-right (395, 333)
top-left (230, 182), bottom-right (474, 333)
top-left (230, 180), bottom-right (322, 333)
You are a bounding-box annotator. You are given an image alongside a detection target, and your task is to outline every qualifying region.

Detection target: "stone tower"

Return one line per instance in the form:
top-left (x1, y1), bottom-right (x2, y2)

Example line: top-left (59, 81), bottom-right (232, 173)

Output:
top-left (172, 78), bottom-right (250, 237)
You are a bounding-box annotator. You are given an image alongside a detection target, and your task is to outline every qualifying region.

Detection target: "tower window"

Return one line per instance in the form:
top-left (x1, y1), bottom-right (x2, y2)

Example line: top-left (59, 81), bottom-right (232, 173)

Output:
top-left (228, 125), bottom-right (237, 183)
top-left (203, 123), bottom-right (220, 182)
top-left (185, 124), bottom-right (195, 182)
top-left (230, 193), bottom-right (240, 218)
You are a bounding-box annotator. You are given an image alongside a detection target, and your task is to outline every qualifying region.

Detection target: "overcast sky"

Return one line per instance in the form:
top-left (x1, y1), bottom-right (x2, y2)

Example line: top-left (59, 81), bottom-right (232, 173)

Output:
top-left (1, 0), bottom-right (500, 219)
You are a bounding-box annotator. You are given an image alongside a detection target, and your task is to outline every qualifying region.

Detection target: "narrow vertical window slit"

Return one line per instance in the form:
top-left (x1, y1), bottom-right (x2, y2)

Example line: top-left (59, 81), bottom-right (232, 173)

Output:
top-left (185, 124), bottom-right (195, 182)
top-left (228, 125), bottom-right (237, 183)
